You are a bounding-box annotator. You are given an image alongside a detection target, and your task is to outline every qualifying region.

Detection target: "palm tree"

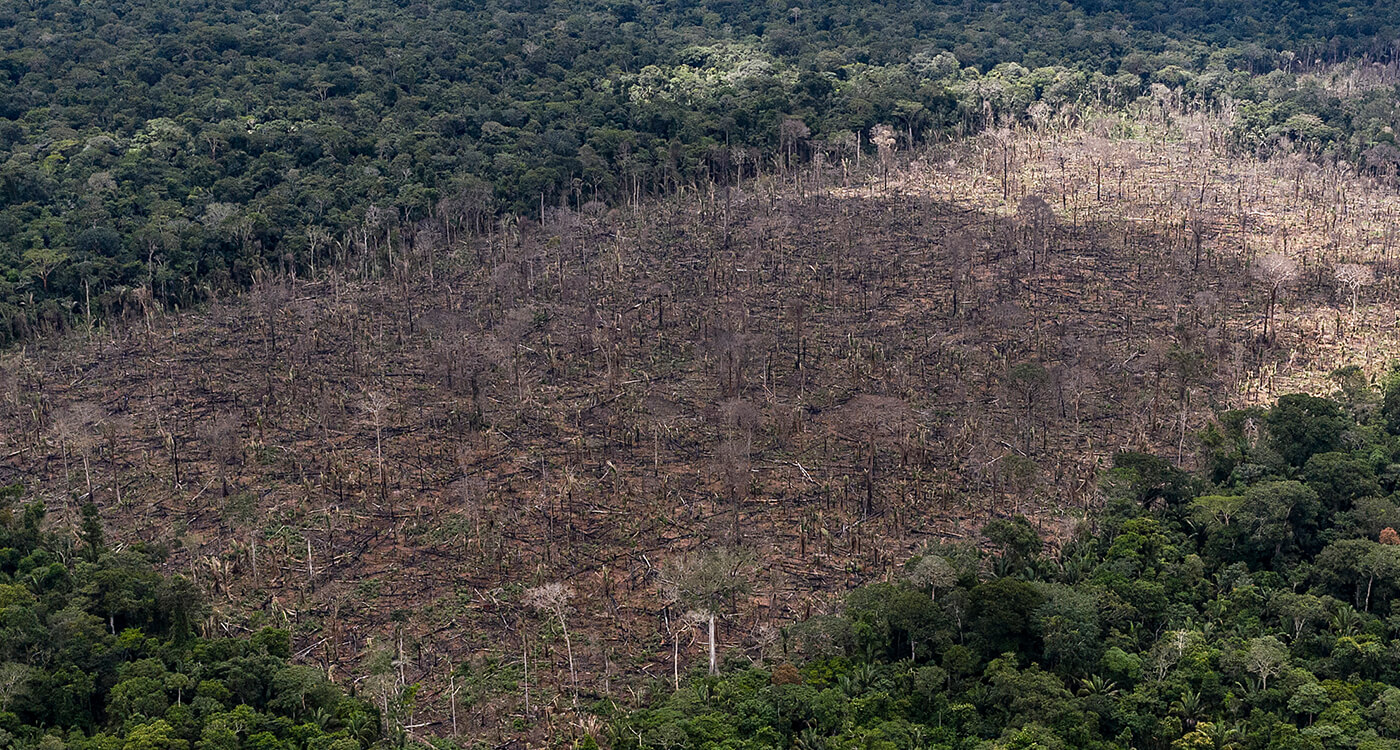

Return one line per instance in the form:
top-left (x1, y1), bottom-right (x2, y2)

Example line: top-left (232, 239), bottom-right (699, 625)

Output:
top-left (795, 728), bottom-right (828, 750)
top-left (310, 707), bottom-right (334, 730)
top-left (1123, 621), bottom-right (1148, 649)
top-left (1205, 596), bottom-right (1232, 622)
top-left (344, 712), bottom-right (379, 745)
top-left (1196, 721), bottom-right (1245, 750)
top-left (1331, 603), bottom-right (1362, 636)
top-left (837, 664), bottom-right (879, 697)
top-left (1231, 676), bottom-right (1263, 701)
top-left (1172, 688), bottom-right (1207, 730)
top-left (1060, 548), bottom-right (1098, 584)
top-left (1077, 675), bottom-right (1119, 698)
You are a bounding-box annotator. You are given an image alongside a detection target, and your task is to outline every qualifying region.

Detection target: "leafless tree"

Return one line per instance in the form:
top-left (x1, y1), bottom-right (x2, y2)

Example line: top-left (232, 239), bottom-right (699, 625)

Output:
top-left (1333, 263), bottom-right (1375, 314)
top-left (523, 583), bottom-right (578, 706)
top-left (360, 390), bottom-right (392, 503)
top-left (785, 299), bottom-right (808, 390)
top-left (713, 330), bottom-right (749, 398)
top-left (718, 398), bottom-right (761, 451)
top-left (1252, 253), bottom-right (1298, 341)
top-left (667, 610), bottom-right (708, 690)
top-left (51, 403), bottom-right (106, 500)
top-left (779, 118), bottom-right (810, 174)
top-left (660, 547), bottom-right (752, 676)
top-left (198, 413), bottom-right (241, 498)
top-left (1006, 362), bottom-right (1050, 454)
top-left (251, 277), bottom-right (292, 397)
top-left (839, 395), bottom-right (915, 515)
top-left (871, 124), bottom-right (897, 186)
top-left (1363, 143), bottom-right (1400, 182)
top-left (0, 662), bottom-right (31, 712)
top-left (987, 126), bottom-right (1016, 199)
top-left (1016, 194), bottom-right (1055, 271)
top-left (714, 439), bottom-right (752, 544)
top-left (1187, 209), bottom-right (1212, 270)
top-left (1192, 291), bottom-right (1221, 329)
top-left (830, 130), bottom-right (859, 175)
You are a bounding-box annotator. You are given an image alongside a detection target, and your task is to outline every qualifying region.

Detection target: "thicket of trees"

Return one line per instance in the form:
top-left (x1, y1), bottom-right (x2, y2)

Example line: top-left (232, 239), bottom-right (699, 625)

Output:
top-left (0, 487), bottom-right (380, 750)
top-left (616, 376), bottom-right (1400, 749)
top-left (2, 0), bottom-right (1399, 343)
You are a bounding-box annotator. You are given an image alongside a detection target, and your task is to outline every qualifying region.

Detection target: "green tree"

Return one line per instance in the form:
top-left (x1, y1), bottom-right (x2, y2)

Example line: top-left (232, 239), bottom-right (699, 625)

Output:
top-left (1033, 584), bottom-right (1101, 675)
top-left (1267, 395), bottom-right (1347, 468)
top-left (123, 721), bottom-right (188, 750)
top-left (983, 515), bottom-right (1041, 574)
top-left (79, 503), bottom-right (104, 563)
top-left (970, 578), bottom-right (1044, 658)
top-left (1112, 452), bottom-right (1197, 513)
top-left (1289, 681), bottom-right (1330, 724)
top-left (1302, 452), bottom-right (1379, 514)
top-left (22, 248), bottom-right (68, 291)
top-left (907, 554), bottom-right (958, 601)
top-left (1238, 480), bottom-right (1320, 564)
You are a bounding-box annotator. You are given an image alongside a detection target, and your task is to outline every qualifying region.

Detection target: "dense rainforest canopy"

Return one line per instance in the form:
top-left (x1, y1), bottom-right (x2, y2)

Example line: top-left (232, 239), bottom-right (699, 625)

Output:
top-left (2, 0), bottom-right (1399, 343)
top-left (612, 374), bottom-right (1400, 748)
top-left (0, 489), bottom-right (380, 750)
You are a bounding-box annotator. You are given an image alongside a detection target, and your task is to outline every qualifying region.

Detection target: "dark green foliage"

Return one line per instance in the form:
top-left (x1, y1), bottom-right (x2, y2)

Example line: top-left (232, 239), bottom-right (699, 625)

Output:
top-left (981, 515), bottom-right (1041, 574)
top-left (617, 386), bottom-right (1400, 749)
top-left (79, 503), bottom-right (104, 563)
top-left (1303, 451), bottom-right (1381, 513)
top-left (845, 584), bottom-right (945, 663)
top-left (1110, 451), bottom-right (1198, 512)
top-left (1199, 407), bottom-right (1269, 484)
top-left (969, 578), bottom-right (1044, 657)
top-left (1267, 393), bottom-right (1348, 467)
top-left (0, 491), bottom-right (377, 750)
top-left (1381, 364), bottom-right (1400, 430)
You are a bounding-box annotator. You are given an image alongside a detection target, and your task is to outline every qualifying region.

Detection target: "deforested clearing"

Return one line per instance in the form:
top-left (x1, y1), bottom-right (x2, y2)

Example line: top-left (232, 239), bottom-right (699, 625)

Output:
top-left (6, 104), bottom-right (1400, 735)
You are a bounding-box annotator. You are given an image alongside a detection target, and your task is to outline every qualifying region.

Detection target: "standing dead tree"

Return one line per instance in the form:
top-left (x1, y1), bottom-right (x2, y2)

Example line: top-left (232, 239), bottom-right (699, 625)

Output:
top-left (0, 662), bottom-right (31, 713)
top-left (665, 611), bottom-right (708, 690)
top-left (1252, 253), bottom-right (1298, 342)
top-left (660, 547), bottom-right (752, 676)
top-left (359, 390), bottom-right (393, 506)
top-left (713, 439), bottom-right (752, 545)
top-left (50, 403), bottom-right (107, 501)
top-left (523, 583), bottom-right (578, 707)
top-left (1005, 362), bottom-right (1051, 455)
top-left (779, 118), bottom-right (810, 177)
top-left (1333, 263), bottom-right (1375, 314)
top-left (1016, 194), bottom-right (1056, 273)
top-left (1186, 209), bottom-right (1212, 271)
top-left (712, 330), bottom-right (750, 399)
top-left (871, 125), bottom-right (897, 188)
top-left (197, 413), bottom-right (241, 498)
top-left (250, 277), bottom-right (292, 400)
top-left (836, 395), bottom-right (915, 516)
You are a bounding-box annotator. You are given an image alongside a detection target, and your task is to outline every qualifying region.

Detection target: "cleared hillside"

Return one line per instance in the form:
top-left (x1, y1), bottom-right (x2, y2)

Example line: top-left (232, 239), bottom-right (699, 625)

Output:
top-left (4, 104), bottom-right (1400, 740)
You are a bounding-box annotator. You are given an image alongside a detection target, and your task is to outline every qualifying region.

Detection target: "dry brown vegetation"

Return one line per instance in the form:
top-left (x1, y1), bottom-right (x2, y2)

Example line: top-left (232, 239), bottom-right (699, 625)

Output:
top-left (5, 103), bottom-right (1400, 742)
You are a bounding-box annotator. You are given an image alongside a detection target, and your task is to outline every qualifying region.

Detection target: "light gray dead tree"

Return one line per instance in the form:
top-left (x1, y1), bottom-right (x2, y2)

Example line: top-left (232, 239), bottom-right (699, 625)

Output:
top-left (1252, 253), bottom-right (1298, 342)
top-left (1333, 262), bottom-right (1375, 314)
